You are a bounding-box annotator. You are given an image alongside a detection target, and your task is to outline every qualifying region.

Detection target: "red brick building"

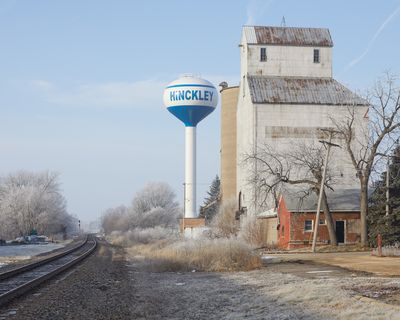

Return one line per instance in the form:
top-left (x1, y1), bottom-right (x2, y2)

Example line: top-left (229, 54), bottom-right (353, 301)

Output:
top-left (275, 189), bottom-right (361, 249)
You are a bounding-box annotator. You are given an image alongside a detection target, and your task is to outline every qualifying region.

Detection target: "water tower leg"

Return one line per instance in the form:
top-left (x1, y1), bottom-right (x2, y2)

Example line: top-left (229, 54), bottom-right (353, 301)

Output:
top-left (185, 126), bottom-right (196, 218)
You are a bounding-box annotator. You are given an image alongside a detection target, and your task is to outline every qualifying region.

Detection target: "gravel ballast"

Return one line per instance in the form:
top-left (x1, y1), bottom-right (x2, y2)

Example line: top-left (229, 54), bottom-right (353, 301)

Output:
top-left (0, 239), bottom-right (399, 319)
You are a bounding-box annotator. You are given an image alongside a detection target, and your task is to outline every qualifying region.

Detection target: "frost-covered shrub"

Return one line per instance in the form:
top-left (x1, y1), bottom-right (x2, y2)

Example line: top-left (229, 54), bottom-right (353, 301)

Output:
top-left (238, 213), bottom-right (264, 247)
top-left (128, 238), bottom-right (262, 272)
top-left (110, 227), bottom-right (179, 246)
top-left (101, 182), bottom-right (181, 234)
top-left (210, 199), bottom-right (239, 238)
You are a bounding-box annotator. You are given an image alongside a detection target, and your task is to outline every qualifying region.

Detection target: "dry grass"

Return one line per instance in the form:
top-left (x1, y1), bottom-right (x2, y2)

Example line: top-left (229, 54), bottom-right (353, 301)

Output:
top-left (108, 202), bottom-right (263, 272)
top-left (273, 244), bottom-right (371, 254)
top-left (315, 244), bottom-right (371, 253)
top-left (127, 238), bottom-right (262, 272)
top-left (107, 227), bottom-right (178, 246)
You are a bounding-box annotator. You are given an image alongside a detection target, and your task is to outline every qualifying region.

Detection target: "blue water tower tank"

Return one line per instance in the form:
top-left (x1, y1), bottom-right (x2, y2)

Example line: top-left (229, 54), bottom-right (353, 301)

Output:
top-left (163, 75), bottom-right (218, 127)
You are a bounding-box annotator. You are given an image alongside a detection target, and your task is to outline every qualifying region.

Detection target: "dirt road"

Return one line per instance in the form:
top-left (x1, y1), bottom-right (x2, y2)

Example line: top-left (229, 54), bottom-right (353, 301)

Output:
top-left (273, 251), bottom-right (400, 276)
top-left (0, 240), bottom-right (399, 319)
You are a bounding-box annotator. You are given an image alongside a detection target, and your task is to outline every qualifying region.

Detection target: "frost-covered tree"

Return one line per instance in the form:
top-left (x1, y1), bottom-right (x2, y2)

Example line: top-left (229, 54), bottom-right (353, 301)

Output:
top-left (131, 182), bottom-right (180, 228)
top-left (101, 206), bottom-right (130, 235)
top-left (0, 171), bottom-right (76, 239)
top-left (199, 175), bottom-right (220, 222)
top-left (101, 182), bottom-right (181, 234)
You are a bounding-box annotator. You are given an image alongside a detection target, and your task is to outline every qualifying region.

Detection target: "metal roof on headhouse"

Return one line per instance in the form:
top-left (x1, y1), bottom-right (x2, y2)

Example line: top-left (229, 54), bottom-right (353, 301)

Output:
top-left (282, 188), bottom-right (361, 213)
top-left (243, 26), bottom-right (333, 47)
top-left (248, 76), bottom-right (368, 105)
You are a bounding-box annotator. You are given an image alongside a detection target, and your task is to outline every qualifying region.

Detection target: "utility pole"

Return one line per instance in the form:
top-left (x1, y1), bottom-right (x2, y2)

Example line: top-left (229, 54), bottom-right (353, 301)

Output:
top-left (182, 183), bottom-right (186, 236)
top-left (312, 129), bottom-right (340, 253)
top-left (379, 151), bottom-right (400, 217)
top-left (386, 156), bottom-right (390, 216)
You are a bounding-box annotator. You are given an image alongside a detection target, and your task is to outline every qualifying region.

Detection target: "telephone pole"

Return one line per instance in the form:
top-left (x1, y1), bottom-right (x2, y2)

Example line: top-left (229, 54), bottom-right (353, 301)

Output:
top-left (312, 129), bottom-right (340, 253)
top-left (384, 153), bottom-right (400, 216)
top-left (386, 156), bottom-right (390, 216)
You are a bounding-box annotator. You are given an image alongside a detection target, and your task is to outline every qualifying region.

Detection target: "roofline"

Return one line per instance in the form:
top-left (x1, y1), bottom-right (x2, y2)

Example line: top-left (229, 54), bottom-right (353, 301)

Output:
top-left (248, 76), bottom-right (369, 106)
top-left (253, 102), bottom-right (369, 107)
top-left (242, 25), bottom-right (330, 30)
top-left (257, 215), bottom-right (278, 219)
top-left (291, 210), bottom-right (361, 213)
top-left (242, 25), bottom-right (333, 47)
top-left (246, 43), bottom-right (333, 48)
top-left (220, 86), bottom-right (239, 93)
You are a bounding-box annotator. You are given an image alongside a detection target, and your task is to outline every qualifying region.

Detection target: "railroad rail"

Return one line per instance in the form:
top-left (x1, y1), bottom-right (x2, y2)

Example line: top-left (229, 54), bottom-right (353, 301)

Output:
top-left (0, 235), bottom-right (97, 306)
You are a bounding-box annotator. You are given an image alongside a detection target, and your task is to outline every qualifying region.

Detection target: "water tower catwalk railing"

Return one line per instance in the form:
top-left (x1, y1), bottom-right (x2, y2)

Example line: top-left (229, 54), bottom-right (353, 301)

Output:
top-left (163, 76), bottom-right (218, 219)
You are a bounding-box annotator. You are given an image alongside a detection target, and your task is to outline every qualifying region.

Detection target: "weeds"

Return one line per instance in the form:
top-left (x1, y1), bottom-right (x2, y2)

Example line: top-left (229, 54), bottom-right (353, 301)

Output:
top-left (127, 238), bottom-right (262, 272)
top-left (108, 200), bottom-right (263, 272)
top-left (210, 199), bottom-right (239, 238)
top-left (108, 227), bottom-right (178, 246)
top-left (238, 213), bottom-right (264, 247)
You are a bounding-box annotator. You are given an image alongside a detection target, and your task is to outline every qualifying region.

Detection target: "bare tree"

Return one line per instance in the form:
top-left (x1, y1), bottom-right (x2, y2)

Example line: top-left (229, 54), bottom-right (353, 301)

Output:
top-left (244, 141), bottom-right (339, 245)
top-left (333, 73), bottom-right (400, 246)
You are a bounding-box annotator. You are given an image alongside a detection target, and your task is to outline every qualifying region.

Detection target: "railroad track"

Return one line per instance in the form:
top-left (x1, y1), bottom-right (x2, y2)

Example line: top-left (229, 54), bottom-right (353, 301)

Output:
top-left (0, 235), bottom-right (97, 307)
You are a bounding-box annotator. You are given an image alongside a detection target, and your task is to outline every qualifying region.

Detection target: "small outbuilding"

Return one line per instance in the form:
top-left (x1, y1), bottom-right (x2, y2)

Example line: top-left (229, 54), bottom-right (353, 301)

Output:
top-left (276, 189), bottom-right (361, 249)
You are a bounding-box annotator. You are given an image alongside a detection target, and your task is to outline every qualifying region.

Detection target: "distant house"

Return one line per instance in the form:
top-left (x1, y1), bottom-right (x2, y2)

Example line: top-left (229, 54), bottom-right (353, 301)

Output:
top-left (272, 189), bottom-right (361, 249)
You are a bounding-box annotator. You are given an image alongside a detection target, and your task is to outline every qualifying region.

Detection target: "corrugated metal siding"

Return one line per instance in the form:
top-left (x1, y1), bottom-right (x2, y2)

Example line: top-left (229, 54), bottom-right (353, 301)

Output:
top-left (248, 76), bottom-right (368, 105)
top-left (243, 26), bottom-right (257, 44)
top-left (251, 26), bottom-right (333, 47)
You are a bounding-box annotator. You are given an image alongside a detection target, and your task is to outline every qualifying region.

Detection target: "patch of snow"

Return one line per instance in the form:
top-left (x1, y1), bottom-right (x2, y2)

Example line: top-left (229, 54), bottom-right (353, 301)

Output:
top-left (0, 243), bottom-right (65, 258)
top-left (261, 255), bottom-right (281, 264)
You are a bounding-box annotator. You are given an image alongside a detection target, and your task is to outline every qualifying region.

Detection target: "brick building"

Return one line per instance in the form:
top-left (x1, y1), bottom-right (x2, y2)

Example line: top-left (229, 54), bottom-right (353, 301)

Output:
top-left (275, 189), bottom-right (361, 249)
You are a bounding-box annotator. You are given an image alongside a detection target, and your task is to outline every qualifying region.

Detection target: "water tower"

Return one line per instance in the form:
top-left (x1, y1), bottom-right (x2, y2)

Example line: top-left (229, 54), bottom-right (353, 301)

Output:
top-left (163, 75), bottom-right (218, 225)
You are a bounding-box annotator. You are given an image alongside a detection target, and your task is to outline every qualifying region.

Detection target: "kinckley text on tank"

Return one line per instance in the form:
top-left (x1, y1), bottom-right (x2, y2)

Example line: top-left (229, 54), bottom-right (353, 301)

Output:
top-left (168, 89), bottom-right (215, 102)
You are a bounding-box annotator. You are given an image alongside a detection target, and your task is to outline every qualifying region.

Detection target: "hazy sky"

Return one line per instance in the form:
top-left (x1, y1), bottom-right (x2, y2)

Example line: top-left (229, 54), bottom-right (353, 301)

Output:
top-left (0, 0), bottom-right (399, 224)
